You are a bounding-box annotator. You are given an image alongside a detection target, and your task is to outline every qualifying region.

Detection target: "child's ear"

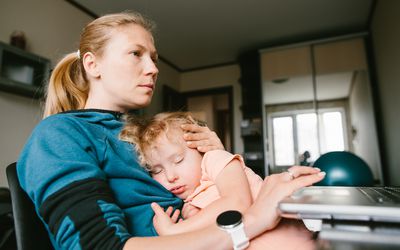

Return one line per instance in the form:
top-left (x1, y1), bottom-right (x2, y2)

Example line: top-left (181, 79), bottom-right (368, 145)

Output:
top-left (82, 52), bottom-right (100, 78)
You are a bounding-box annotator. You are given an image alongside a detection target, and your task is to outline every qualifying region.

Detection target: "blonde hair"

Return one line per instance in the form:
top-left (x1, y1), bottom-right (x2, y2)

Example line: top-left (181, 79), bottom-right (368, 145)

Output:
top-left (120, 112), bottom-right (201, 171)
top-left (43, 12), bottom-right (155, 117)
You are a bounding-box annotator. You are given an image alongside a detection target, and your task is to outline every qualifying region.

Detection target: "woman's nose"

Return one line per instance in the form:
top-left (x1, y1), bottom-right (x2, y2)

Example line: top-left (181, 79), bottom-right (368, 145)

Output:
top-left (144, 57), bottom-right (159, 75)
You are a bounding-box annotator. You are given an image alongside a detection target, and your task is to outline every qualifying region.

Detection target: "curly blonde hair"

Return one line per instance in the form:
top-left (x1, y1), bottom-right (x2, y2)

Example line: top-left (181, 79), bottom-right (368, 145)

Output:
top-left (120, 112), bottom-right (201, 171)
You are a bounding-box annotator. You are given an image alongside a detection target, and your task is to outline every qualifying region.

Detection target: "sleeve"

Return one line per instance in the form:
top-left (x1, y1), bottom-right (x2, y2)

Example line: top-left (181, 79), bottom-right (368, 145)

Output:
top-left (201, 150), bottom-right (263, 200)
top-left (17, 116), bottom-right (130, 249)
top-left (201, 150), bottom-right (246, 181)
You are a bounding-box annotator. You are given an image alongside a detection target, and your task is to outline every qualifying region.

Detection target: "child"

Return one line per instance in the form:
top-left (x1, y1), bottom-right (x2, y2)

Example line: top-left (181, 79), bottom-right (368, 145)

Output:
top-left (120, 112), bottom-right (315, 249)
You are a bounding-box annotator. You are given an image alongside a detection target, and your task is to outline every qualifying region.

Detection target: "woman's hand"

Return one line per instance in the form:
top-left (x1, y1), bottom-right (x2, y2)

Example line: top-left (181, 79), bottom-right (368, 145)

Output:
top-left (151, 203), bottom-right (182, 236)
top-left (181, 124), bottom-right (224, 152)
top-left (243, 166), bottom-right (326, 239)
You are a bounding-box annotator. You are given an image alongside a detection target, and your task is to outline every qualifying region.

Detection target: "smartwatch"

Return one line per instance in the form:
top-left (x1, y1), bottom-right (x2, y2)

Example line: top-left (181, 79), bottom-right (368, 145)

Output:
top-left (216, 210), bottom-right (249, 250)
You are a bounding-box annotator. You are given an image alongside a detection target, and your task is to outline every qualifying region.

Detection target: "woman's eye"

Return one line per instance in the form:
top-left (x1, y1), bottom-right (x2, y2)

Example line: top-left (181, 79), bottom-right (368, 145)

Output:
top-left (131, 51), bottom-right (141, 57)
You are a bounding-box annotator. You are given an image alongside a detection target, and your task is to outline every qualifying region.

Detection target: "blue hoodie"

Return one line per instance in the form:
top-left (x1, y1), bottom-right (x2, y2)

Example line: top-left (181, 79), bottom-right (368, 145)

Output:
top-left (18, 110), bottom-right (182, 249)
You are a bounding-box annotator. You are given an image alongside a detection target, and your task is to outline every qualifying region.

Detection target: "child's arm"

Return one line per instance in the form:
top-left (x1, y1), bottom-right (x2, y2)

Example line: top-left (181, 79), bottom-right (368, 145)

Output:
top-left (154, 155), bottom-right (253, 235)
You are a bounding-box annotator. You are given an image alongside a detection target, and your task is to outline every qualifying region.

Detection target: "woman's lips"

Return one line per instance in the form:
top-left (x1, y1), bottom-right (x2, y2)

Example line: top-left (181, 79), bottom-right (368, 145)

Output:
top-left (139, 83), bottom-right (154, 90)
top-left (170, 185), bottom-right (185, 195)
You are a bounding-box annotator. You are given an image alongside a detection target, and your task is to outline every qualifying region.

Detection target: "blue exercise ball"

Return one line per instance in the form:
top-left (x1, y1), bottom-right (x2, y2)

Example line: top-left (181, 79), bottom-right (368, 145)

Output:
top-left (313, 151), bottom-right (374, 186)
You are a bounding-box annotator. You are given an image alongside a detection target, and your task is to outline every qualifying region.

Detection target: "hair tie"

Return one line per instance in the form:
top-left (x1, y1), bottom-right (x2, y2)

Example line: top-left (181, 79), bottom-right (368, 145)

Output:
top-left (76, 49), bottom-right (80, 59)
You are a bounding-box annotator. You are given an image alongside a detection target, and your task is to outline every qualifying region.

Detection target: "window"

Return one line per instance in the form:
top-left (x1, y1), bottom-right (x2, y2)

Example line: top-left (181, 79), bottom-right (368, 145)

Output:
top-left (269, 109), bottom-right (347, 168)
top-left (272, 117), bottom-right (294, 166)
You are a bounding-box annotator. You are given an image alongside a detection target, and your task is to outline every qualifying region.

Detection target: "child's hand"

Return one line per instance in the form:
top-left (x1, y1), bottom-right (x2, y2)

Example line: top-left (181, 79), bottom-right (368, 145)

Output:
top-left (151, 203), bottom-right (182, 236)
top-left (182, 203), bottom-right (200, 218)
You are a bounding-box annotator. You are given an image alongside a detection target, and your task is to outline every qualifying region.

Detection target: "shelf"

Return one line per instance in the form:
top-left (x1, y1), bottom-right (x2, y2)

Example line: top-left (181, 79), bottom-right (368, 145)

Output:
top-left (0, 41), bottom-right (50, 98)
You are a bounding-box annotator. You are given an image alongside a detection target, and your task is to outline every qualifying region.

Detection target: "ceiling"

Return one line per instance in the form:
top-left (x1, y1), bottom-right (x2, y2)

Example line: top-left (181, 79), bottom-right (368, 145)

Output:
top-left (69, 0), bottom-right (374, 72)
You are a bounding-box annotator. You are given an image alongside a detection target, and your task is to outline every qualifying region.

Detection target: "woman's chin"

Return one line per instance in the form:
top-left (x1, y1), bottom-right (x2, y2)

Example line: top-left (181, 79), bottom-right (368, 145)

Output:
top-left (130, 97), bottom-right (153, 109)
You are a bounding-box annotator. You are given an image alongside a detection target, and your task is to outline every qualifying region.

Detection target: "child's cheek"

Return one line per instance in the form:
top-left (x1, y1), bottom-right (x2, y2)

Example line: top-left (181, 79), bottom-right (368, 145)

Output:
top-left (153, 175), bottom-right (168, 189)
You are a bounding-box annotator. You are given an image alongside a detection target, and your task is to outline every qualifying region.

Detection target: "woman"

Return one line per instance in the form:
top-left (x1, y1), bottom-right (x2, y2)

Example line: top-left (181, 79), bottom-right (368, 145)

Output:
top-left (17, 11), bottom-right (324, 249)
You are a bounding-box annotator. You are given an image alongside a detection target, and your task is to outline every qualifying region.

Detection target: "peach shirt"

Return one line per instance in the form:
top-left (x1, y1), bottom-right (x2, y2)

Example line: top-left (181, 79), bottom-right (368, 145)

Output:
top-left (184, 150), bottom-right (263, 208)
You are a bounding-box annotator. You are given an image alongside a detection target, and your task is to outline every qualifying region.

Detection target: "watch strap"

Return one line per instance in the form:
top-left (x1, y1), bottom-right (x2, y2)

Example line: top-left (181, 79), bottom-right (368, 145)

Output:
top-left (227, 223), bottom-right (249, 250)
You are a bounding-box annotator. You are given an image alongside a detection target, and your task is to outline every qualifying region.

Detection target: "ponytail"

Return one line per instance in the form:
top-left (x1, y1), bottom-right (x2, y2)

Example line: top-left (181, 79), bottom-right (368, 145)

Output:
top-left (43, 53), bottom-right (88, 118)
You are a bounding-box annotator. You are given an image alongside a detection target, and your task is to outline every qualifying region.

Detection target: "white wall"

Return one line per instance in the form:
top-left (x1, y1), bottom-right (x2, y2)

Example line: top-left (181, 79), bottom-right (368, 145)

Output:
top-left (180, 65), bottom-right (244, 154)
top-left (0, 0), bottom-right (93, 65)
top-left (371, 0), bottom-right (400, 185)
top-left (0, 92), bottom-right (41, 186)
top-left (349, 70), bottom-right (382, 182)
top-left (0, 0), bottom-right (94, 187)
top-left (0, 0), bottom-right (188, 187)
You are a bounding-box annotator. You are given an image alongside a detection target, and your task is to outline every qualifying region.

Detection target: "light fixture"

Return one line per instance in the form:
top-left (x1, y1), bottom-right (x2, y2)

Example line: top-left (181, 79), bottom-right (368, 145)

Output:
top-left (271, 78), bottom-right (289, 84)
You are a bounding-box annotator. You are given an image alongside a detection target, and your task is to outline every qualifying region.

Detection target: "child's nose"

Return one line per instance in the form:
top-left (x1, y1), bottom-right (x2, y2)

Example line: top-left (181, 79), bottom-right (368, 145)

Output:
top-left (166, 170), bottom-right (178, 182)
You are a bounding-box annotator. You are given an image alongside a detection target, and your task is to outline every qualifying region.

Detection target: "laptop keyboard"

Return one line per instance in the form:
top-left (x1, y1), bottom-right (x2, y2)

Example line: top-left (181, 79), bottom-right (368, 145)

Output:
top-left (358, 187), bottom-right (400, 204)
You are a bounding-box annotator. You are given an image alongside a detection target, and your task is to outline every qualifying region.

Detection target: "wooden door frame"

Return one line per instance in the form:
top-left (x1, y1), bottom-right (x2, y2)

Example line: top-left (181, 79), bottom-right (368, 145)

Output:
top-left (183, 86), bottom-right (234, 152)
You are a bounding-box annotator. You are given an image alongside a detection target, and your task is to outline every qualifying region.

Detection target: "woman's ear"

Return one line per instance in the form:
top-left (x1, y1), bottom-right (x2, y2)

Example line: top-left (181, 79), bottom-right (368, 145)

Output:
top-left (82, 52), bottom-right (100, 78)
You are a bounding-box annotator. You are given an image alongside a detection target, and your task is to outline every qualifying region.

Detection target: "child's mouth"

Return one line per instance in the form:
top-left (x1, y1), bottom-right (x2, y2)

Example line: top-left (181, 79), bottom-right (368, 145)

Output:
top-left (170, 185), bottom-right (185, 195)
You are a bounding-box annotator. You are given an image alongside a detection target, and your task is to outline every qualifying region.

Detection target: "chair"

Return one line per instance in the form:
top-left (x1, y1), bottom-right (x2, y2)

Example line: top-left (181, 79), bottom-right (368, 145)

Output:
top-left (0, 187), bottom-right (16, 250)
top-left (6, 163), bottom-right (53, 250)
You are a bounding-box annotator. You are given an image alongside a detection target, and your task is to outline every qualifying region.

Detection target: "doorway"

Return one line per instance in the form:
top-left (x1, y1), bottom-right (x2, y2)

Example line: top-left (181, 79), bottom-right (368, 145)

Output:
top-left (162, 85), bottom-right (234, 152)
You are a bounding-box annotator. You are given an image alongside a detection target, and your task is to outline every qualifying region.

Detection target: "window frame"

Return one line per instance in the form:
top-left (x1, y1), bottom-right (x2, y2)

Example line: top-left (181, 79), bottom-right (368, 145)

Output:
top-left (267, 107), bottom-right (348, 171)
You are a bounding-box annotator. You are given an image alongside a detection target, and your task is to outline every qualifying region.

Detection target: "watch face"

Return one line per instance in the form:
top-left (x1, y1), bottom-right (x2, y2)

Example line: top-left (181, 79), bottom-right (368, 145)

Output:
top-left (217, 210), bottom-right (242, 229)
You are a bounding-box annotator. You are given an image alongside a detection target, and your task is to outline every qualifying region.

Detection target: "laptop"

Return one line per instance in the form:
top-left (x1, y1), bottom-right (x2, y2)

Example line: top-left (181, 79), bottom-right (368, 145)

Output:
top-left (318, 220), bottom-right (400, 246)
top-left (278, 186), bottom-right (400, 224)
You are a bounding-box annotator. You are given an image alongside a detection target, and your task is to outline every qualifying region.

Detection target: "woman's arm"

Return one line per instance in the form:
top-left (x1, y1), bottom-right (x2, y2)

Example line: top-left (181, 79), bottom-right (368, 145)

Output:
top-left (21, 114), bottom-right (324, 250)
top-left (243, 166), bottom-right (325, 239)
top-left (124, 219), bottom-right (232, 250)
top-left (18, 116), bottom-right (133, 249)
top-left (125, 166), bottom-right (326, 250)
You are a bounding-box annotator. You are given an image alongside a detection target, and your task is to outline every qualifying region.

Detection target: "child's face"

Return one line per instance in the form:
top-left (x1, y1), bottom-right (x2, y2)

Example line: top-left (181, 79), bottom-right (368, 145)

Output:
top-left (147, 132), bottom-right (203, 200)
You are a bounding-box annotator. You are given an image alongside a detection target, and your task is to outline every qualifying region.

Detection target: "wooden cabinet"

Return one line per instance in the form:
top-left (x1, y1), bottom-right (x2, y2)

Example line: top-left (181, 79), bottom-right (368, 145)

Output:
top-left (314, 38), bottom-right (367, 74)
top-left (260, 38), bottom-right (367, 82)
top-left (238, 51), bottom-right (265, 178)
top-left (261, 46), bottom-right (312, 81)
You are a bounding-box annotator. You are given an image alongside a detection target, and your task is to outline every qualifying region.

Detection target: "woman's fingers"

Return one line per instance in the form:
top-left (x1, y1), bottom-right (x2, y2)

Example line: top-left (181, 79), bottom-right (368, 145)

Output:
top-left (165, 206), bottom-right (173, 216)
top-left (286, 166), bottom-right (321, 178)
top-left (171, 209), bottom-right (181, 223)
top-left (257, 168), bottom-right (325, 205)
top-left (244, 168), bottom-right (326, 237)
top-left (181, 124), bottom-right (224, 152)
top-left (151, 203), bottom-right (182, 222)
top-left (290, 171), bottom-right (326, 190)
top-left (181, 124), bottom-right (208, 134)
top-left (151, 202), bottom-right (164, 216)
top-left (267, 171), bottom-right (326, 203)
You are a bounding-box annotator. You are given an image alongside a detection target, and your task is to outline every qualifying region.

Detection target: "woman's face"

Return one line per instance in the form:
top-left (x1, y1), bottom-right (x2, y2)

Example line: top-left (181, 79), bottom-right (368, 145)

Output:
top-left (88, 23), bottom-right (159, 112)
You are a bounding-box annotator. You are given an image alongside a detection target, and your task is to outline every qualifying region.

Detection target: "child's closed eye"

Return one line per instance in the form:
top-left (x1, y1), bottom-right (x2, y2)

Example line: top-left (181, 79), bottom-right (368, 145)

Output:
top-left (151, 167), bottom-right (163, 175)
top-left (174, 156), bottom-right (184, 164)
